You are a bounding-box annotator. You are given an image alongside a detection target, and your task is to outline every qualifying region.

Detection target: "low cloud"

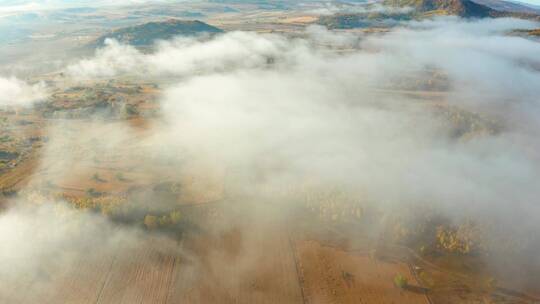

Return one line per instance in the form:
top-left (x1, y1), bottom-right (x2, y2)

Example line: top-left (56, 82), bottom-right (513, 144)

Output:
top-left (3, 14), bottom-right (540, 297)
top-left (0, 76), bottom-right (47, 107)
top-left (59, 16), bottom-right (539, 232)
top-left (62, 16), bottom-right (540, 249)
top-left (66, 32), bottom-right (305, 79)
top-left (150, 17), bottom-right (540, 267)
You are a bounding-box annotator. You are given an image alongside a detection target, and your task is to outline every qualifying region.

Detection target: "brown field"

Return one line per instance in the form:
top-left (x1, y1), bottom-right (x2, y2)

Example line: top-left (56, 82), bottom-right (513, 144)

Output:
top-left (1, 238), bottom-right (179, 304)
top-left (16, 116), bottom-right (224, 205)
top-left (1, 79), bottom-right (539, 304)
top-left (279, 16), bottom-right (319, 25)
top-left (0, 203), bottom-right (306, 304)
top-left (295, 240), bottom-right (429, 304)
top-left (2, 138), bottom-right (539, 304)
top-left (167, 220), bottom-right (303, 303)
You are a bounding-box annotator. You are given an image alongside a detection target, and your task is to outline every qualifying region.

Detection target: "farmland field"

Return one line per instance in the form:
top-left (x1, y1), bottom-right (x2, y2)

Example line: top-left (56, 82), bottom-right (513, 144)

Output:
top-left (295, 240), bottom-right (429, 304)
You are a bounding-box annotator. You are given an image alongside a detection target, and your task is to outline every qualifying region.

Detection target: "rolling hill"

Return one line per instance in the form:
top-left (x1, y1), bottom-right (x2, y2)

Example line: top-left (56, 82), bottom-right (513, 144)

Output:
top-left (92, 19), bottom-right (223, 48)
top-left (383, 0), bottom-right (540, 18)
top-left (383, 0), bottom-right (496, 17)
top-left (319, 0), bottom-right (540, 29)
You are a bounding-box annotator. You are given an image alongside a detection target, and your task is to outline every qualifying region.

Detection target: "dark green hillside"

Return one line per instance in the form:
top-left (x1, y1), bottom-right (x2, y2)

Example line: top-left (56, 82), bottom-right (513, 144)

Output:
top-left (93, 19), bottom-right (223, 47)
top-left (384, 0), bottom-right (497, 17)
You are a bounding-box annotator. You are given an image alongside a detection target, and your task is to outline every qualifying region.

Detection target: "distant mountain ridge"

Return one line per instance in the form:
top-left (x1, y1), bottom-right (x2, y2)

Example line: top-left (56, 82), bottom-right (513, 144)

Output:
top-left (92, 19), bottom-right (223, 48)
top-left (383, 0), bottom-right (496, 17)
top-left (319, 0), bottom-right (540, 29)
top-left (383, 0), bottom-right (540, 18)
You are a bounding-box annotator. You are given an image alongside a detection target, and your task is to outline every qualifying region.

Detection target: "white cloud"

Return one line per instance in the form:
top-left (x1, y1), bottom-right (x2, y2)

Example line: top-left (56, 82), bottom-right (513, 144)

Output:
top-left (66, 32), bottom-right (304, 79)
top-left (137, 17), bottom-right (540, 262)
top-left (5, 15), bottom-right (540, 290)
top-left (0, 76), bottom-right (47, 106)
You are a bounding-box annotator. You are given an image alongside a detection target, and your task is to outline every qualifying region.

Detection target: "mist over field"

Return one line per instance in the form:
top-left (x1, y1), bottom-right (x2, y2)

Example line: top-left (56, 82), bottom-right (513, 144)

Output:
top-left (1, 1), bottom-right (540, 302)
top-left (0, 77), bottom-right (47, 106)
top-left (65, 18), bottom-right (540, 223)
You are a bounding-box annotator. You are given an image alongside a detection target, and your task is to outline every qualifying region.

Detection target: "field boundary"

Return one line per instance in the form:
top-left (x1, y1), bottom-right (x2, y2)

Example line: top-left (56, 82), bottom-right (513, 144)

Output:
top-left (288, 235), bottom-right (308, 304)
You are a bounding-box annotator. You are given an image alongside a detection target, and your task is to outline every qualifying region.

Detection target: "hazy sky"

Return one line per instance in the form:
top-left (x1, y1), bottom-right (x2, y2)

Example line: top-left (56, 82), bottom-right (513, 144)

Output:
top-left (0, 0), bottom-right (539, 14)
top-left (0, 0), bottom-right (185, 17)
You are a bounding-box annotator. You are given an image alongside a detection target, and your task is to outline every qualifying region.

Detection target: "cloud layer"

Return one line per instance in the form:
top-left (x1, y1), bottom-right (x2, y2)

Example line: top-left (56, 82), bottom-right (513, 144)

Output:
top-left (65, 16), bottom-right (540, 238)
top-left (2, 15), bottom-right (540, 297)
top-left (0, 76), bottom-right (47, 106)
